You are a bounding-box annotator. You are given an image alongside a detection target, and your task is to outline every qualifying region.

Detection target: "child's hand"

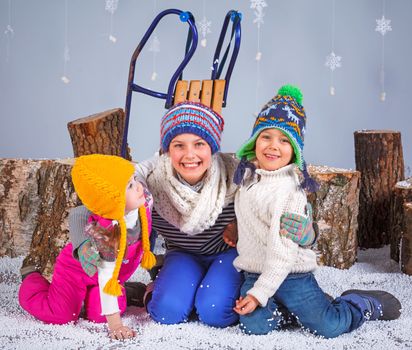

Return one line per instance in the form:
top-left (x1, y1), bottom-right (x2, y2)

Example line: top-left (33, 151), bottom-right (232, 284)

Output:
top-left (233, 295), bottom-right (259, 315)
top-left (109, 325), bottom-right (136, 340)
top-left (77, 240), bottom-right (101, 277)
top-left (106, 312), bottom-right (136, 340)
top-left (222, 221), bottom-right (238, 247)
top-left (280, 204), bottom-right (317, 247)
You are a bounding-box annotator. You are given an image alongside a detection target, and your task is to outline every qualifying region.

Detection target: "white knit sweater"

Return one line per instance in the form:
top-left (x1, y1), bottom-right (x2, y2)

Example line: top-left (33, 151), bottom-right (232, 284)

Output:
top-left (233, 164), bottom-right (318, 307)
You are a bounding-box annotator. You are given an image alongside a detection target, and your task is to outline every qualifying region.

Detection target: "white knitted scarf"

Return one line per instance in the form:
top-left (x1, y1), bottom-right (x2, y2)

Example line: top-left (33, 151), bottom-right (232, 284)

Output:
top-left (147, 153), bottom-right (238, 235)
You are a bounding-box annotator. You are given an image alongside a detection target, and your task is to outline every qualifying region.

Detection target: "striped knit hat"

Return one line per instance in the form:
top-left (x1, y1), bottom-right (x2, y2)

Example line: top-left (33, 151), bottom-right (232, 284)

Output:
top-left (235, 85), bottom-right (318, 192)
top-left (71, 154), bottom-right (155, 296)
top-left (160, 101), bottom-right (224, 154)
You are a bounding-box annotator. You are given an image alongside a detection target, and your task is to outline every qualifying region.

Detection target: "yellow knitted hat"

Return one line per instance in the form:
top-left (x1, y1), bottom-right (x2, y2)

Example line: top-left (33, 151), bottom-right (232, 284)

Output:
top-left (71, 154), bottom-right (155, 296)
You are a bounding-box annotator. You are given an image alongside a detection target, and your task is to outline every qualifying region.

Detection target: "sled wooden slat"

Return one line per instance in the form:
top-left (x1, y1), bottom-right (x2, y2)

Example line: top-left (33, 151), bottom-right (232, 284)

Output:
top-left (200, 80), bottom-right (213, 107)
top-left (173, 80), bottom-right (189, 104)
top-left (188, 80), bottom-right (201, 103)
top-left (211, 80), bottom-right (226, 115)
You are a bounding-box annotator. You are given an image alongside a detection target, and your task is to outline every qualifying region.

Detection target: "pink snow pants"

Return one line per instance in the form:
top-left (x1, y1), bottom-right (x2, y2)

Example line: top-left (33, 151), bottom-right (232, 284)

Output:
top-left (18, 242), bottom-right (143, 325)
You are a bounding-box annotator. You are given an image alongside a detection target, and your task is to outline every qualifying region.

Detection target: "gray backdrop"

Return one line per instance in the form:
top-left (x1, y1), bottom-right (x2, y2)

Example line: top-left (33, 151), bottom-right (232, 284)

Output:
top-left (1, 0), bottom-right (411, 173)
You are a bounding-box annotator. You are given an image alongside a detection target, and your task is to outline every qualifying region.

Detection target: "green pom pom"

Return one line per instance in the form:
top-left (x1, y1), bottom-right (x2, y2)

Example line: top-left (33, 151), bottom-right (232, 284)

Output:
top-left (277, 85), bottom-right (303, 105)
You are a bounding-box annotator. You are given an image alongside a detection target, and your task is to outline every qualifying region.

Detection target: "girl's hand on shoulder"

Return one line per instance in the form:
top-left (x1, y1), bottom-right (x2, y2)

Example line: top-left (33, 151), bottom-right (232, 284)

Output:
top-left (233, 295), bottom-right (259, 315)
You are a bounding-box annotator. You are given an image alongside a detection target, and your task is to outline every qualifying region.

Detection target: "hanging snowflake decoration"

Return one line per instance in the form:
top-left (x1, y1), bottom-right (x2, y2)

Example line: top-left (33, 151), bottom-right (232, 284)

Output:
top-left (198, 16), bottom-right (212, 47)
top-left (250, 0), bottom-right (267, 11)
top-left (251, 0), bottom-right (267, 28)
top-left (325, 52), bottom-right (342, 71)
top-left (105, 0), bottom-right (119, 15)
top-left (375, 15), bottom-right (392, 36)
top-left (105, 0), bottom-right (119, 43)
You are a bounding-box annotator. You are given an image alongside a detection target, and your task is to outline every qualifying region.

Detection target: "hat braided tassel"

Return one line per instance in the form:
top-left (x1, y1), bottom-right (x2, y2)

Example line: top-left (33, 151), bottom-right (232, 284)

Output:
top-left (233, 157), bottom-right (256, 185)
top-left (103, 218), bottom-right (127, 297)
top-left (301, 162), bottom-right (320, 193)
top-left (139, 205), bottom-right (156, 270)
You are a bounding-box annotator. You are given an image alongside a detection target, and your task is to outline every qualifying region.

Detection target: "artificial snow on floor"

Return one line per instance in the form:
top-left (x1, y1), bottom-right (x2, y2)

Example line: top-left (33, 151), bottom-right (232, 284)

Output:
top-left (0, 246), bottom-right (411, 350)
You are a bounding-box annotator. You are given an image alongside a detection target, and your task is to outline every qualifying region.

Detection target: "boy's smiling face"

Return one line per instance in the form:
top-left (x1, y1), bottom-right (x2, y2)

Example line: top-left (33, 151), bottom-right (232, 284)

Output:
top-left (255, 128), bottom-right (294, 171)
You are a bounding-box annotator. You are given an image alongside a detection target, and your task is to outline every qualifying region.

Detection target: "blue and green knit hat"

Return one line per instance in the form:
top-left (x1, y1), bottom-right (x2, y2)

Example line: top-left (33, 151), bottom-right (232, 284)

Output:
top-left (235, 85), bottom-right (318, 192)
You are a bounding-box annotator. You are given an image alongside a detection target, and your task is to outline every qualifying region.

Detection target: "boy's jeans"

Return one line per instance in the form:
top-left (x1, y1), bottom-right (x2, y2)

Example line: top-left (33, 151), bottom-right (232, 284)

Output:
top-left (239, 271), bottom-right (364, 338)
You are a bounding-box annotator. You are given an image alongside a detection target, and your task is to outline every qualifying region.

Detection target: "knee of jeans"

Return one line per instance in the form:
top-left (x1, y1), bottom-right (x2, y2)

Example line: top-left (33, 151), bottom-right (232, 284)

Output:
top-left (196, 298), bottom-right (238, 328)
top-left (148, 294), bottom-right (192, 325)
top-left (300, 320), bottom-right (344, 339)
top-left (239, 313), bottom-right (282, 335)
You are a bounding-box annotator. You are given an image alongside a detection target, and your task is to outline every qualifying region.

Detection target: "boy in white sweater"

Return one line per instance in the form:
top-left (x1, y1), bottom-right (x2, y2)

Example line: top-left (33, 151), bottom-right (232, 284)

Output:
top-left (232, 85), bottom-right (401, 338)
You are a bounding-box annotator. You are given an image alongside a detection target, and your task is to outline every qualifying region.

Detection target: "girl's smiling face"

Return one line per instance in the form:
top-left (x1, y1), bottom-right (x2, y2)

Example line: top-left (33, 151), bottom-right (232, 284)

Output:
top-left (255, 128), bottom-right (294, 171)
top-left (168, 133), bottom-right (212, 185)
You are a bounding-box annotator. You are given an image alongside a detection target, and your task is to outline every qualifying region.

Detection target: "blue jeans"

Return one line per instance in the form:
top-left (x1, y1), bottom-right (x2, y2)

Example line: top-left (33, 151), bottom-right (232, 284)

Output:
top-left (239, 272), bottom-right (364, 338)
top-left (147, 248), bottom-right (243, 327)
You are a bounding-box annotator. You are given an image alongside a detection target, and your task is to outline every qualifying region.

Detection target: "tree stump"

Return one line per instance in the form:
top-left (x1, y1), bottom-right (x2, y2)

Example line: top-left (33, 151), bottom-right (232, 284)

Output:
top-left (354, 130), bottom-right (404, 248)
top-left (389, 178), bottom-right (412, 262)
top-left (400, 202), bottom-right (412, 275)
top-left (67, 108), bottom-right (132, 160)
top-left (307, 165), bottom-right (360, 269)
top-left (0, 159), bottom-right (80, 279)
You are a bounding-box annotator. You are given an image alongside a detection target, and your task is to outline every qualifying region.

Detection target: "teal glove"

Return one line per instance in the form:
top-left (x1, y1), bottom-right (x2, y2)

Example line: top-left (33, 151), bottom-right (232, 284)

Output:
top-left (280, 203), bottom-right (317, 247)
top-left (77, 239), bottom-right (101, 277)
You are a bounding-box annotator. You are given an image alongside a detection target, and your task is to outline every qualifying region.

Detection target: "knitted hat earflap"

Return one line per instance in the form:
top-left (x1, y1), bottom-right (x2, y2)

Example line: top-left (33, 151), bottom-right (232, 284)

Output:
top-left (233, 157), bottom-right (256, 185)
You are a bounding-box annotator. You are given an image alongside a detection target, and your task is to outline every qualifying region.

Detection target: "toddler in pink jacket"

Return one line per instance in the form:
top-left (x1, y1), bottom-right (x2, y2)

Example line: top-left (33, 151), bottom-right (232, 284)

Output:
top-left (18, 154), bottom-right (155, 340)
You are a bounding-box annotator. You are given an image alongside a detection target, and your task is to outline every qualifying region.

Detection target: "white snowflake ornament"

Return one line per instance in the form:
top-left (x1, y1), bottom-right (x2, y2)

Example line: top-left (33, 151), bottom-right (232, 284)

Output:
top-left (105, 0), bottom-right (119, 14)
top-left (151, 72), bottom-right (158, 81)
top-left (255, 51), bottom-right (262, 61)
top-left (375, 15), bottom-right (392, 36)
top-left (325, 52), bottom-right (342, 71)
top-left (250, 0), bottom-right (267, 10)
top-left (109, 35), bottom-right (117, 43)
top-left (198, 16), bottom-right (211, 47)
top-left (61, 76), bottom-right (70, 84)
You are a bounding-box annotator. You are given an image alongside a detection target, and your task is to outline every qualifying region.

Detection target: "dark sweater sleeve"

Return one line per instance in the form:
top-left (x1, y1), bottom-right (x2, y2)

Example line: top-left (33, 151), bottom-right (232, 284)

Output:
top-left (68, 205), bottom-right (91, 253)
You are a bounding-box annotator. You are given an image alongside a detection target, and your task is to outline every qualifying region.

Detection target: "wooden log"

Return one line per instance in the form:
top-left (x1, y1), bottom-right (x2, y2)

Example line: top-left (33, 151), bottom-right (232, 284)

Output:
top-left (307, 165), bottom-right (360, 269)
top-left (390, 178), bottom-right (412, 262)
top-left (354, 130), bottom-right (404, 248)
top-left (67, 108), bottom-right (131, 160)
top-left (0, 159), bottom-right (79, 280)
top-left (400, 202), bottom-right (412, 275)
